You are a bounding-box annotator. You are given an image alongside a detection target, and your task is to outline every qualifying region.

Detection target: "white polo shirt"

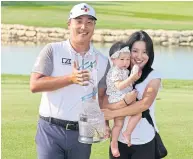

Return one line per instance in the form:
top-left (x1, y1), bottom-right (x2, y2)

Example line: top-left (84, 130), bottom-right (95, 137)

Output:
top-left (32, 40), bottom-right (110, 121)
top-left (118, 70), bottom-right (162, 145)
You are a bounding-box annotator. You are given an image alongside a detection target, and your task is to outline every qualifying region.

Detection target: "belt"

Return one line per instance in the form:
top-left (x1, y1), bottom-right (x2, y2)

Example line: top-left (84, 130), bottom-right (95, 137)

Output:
top-left (40, 115), bottom-right (79, 131)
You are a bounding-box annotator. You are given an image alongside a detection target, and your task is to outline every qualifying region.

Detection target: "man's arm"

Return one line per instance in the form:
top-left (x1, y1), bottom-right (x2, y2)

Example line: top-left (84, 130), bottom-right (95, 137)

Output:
top-left (97, 59), bottom-right (111, 138)
top-left (98, 87), bottom-right (111, 138)
top-left (30, 44), bottom-right (90, 93)
top-left (98, 59), bottom-right (110, 108)
top-left (30, 73), bottom-right (73, 93)
top-left (98, 88), bottom-right (106, 109)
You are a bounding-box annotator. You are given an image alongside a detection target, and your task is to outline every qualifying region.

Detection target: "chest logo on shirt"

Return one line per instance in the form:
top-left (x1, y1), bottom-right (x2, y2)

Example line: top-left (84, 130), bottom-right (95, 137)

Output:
top-left (62, 58), bottom-right (71, 65)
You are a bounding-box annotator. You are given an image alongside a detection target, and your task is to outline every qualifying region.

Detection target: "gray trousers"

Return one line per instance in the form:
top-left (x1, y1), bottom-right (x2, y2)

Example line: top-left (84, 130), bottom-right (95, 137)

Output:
top-left (35, 118), bottom-right (92, 159)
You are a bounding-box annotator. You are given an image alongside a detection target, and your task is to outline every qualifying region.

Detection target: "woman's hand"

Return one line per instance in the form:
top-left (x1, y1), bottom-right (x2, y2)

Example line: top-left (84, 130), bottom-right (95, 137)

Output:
top-left (102, 109), bottom-right (115, 120)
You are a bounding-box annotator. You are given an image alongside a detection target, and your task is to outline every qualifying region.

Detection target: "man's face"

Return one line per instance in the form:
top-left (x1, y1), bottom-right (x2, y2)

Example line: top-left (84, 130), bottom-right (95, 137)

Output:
top-left (68, 15), bottom-right (95, 44)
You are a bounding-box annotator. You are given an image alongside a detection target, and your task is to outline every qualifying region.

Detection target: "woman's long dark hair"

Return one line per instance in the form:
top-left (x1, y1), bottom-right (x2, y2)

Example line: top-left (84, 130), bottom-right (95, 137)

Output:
top-left (126, 30), bottom-right (154, 85)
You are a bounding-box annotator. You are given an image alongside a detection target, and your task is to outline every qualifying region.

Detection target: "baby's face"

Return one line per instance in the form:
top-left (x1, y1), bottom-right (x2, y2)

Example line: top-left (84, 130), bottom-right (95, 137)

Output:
top-left (113, 52), bottom-right (130, 69)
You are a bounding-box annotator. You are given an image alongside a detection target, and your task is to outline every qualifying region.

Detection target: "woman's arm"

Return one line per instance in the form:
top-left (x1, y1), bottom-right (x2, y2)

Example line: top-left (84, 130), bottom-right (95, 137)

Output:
top-left (102, 90), bottom-right (138, 110)
top-left (102, 78), bottom-right (161, 120)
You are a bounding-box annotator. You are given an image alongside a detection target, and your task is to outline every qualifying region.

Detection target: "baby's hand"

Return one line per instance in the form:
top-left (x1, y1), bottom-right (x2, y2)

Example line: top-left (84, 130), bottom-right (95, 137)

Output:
top-left (130, 65), bottom-right (141, 82)
top-left (131, 64), bottom-right (139, 75)
top-left (124, 90), bottom-right (138, 105)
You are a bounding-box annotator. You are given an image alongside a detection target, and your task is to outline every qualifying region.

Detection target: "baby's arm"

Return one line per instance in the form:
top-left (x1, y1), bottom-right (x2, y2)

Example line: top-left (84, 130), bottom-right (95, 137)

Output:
top-left (114, 77), bottom-right (135, 91)
top-left (115, 65), bottom-right (142, 91)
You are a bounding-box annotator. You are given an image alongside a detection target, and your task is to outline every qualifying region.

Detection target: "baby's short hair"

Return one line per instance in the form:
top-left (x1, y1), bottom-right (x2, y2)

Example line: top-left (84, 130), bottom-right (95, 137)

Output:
top-left (109, 41), bottom-right (130, 58)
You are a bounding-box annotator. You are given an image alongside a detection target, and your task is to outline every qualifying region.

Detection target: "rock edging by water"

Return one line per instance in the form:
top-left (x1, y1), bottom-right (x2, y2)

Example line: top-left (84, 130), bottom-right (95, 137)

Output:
top-left (1, 24), bottom-right (193, 46)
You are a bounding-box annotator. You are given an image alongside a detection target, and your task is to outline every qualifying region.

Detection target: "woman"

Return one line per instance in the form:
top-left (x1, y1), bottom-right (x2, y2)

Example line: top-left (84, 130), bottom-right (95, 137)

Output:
top-left (103, 30), bottom-right (161, 159)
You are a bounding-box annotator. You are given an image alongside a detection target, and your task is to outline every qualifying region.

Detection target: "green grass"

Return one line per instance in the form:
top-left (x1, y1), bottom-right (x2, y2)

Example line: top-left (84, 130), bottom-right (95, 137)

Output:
top-left (1, 74), bottom-right (193, 159)
top-left (1, 1), bottom-right (193, 30)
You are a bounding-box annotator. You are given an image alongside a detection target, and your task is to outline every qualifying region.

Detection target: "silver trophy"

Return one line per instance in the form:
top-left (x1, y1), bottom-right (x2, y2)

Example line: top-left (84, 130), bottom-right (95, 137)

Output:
top-left (75, 53), bottom-right (106, 144)
top-left (78, 109), bottom-right (106, 144)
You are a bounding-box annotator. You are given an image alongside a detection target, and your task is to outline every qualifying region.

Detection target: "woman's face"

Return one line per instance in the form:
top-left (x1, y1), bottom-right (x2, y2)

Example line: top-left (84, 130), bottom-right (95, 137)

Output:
top-left (130, 41), bottom-right (149, 69)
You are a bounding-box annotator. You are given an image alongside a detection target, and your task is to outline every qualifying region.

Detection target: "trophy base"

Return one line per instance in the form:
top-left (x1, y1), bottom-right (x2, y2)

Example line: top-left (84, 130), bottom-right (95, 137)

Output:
top-left (78, 136), bottom-right (93, 144)
top-left (78, 136), bottom-right (106, 144)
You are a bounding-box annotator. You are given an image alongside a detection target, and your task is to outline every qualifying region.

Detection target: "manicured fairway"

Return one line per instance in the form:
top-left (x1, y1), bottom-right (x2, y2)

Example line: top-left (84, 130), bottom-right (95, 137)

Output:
top-left (1, 75), bottom-right (193, 159)
top-left (2, 1), bottom-right (193, 30)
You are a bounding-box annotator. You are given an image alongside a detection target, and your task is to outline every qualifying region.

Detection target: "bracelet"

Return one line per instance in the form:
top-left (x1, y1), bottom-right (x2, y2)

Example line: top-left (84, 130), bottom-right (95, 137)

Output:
top-left (123, 98), bottom-right (129, 106)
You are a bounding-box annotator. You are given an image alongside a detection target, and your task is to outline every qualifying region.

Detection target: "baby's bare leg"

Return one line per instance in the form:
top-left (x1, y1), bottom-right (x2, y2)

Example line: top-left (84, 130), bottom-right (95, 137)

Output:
top-left (111, 116), bottom-right (125, 157)
top-left (123, 113), bottom-right (142, 146)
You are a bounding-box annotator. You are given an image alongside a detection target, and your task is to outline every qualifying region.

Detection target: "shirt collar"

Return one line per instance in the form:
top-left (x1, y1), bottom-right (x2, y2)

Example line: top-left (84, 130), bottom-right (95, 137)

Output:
top-left (66, 39), bottom-right (94, 56)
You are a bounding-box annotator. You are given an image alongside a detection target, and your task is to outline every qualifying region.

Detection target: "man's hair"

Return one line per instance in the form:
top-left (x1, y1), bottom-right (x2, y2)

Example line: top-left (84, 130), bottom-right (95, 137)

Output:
top-left (126, 30), bottom-right (154, 84)
top-left (109, 41), bottom-right (127, 57)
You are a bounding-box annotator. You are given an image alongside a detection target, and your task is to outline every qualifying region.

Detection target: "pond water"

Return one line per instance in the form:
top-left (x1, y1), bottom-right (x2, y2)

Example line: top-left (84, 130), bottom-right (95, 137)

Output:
top-left (1, 43), bottom-right (193, 80)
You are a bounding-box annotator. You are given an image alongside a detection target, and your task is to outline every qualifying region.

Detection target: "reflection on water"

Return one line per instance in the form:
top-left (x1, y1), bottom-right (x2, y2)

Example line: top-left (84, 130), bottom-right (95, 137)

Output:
top-left (1, 43), bottom-right (193, 80)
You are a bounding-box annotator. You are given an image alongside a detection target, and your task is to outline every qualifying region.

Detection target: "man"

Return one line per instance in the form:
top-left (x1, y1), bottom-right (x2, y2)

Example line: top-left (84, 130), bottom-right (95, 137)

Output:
top-left (30, 3), bottom-right (110, 159)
